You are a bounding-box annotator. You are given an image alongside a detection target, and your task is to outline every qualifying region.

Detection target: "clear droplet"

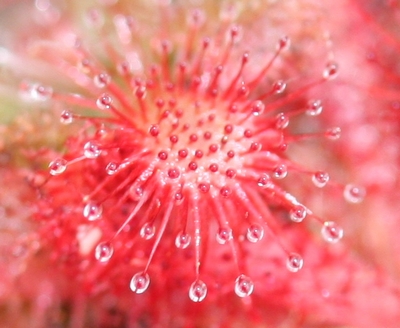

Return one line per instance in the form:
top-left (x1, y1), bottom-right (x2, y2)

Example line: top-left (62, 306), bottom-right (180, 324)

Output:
top-left (96, 93), bottom-right (113, 110)
top-left (312, 171), bottom-right (330, 188)
top-left (83, 202), bottom-right (102, 221)
top-left (250, 100), bottom-right (265, 116)
top-left (216, 227), bottom-right (233, 244)
top-left (93, 72), bottom-right (111, 88)
top-left (49, 158), bottom-right (67, 175)
top-left (130, 272), bottom-right (150, 294)
top-left (289, 205), bottom-right (307, 223)
top-left (175, 232), bottom-right (191, 249)
top-left (106, 162), bottom-right (119, 175)
top-left (189, 280), bottom-right (207, 302)
top-left (140, 223), bottom-right (155, 240)
top-left (95, 242), bottom-right (113, 262)
top-left (323, 62), bottom-right (339, 80)
top-left (84, 141), bottom-right (102, 159)
top-left (275, 113), bottom-right (289, 129)
top-left (306, 99), bottom-right (323, 116)
top-left (343, 184), bottom-right (365, 204)
top-left (60, 110), bottom-right (73, 124)
top-left (325, 127), bottom-right (341, 140)
top-left (321, 221), bottom-right (344, 243)
top-left (30, 84), bottom-right (53, 101)
top-left (272, 80), bottom-right (286, 94)
top-left (246, 224), bottom-right (264, 243)
top-left (286, 253), bottom-right (304, 272)
top-left (273, 164), bottom-right (288, 179)
top-left (234, 274), bottom-right (254, 297)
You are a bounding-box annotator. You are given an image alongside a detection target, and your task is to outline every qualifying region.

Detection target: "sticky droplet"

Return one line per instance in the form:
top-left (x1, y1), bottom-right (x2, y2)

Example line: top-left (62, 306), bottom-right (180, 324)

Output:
top-left (286, 253), bottom-right (303, 272)
top-left (273, 164), bottom-right (288, 179)
top-left (289, 204), bottom-right (307, 223)
top-left (60, 110), bottom-right (73, 124)
top-left (83, 203), bottom-right (102, 221)
top-left (216, 227), bottom-right (233, 244)
top-left (343, 184), bottom-right (365, 204)
top-left (189, 280), bottom-right (207, 302)
top-left (175, 232), bottom-right (191, 249)
top-left (312, 171), bottom-right (329, 188)
top-left (246, 224), bottom-right (264, 243)
top-left (93, 72), bottom-right (111, 88)
top-left (84, 141), bottom-right (102, 159)
top-left (130, 272), bottom-right (150, 294)
top-left (96, 93), bottom-right (113, 110)
top-left (234, 274), bottom-right (254, 297)
top-left (140, 223), bottom-right (155, 240)
top-left (95, 242), bottom-right (113, 262)
top-left (49, 158), bottom-right (67, 175)
top-left (321, 221), bottom-right (343, 243)
top-left (306, 99), bottom-right (323, 116)
top-left (106, 162), bottom-right (119, 175)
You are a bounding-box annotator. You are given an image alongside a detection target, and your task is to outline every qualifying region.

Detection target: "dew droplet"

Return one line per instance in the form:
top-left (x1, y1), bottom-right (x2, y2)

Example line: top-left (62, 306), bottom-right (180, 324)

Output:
top-left (95, 242), bottom-right (114, 262)
top-left (273, 164), bottom-right (288, 179)
top-left (106, 162), bottom-right (119, 175)
top-left (130, 272), bottom-right (150, 294)
top-left (250, 100), bottom-right (265, 116)
top-left (272, 80), bottom-right (286, 94)
top-left (246, 224), bottom-right (264, 243)
top-left (286, 253), bottom-right (304, 272)
top-left (83, 202), bottom-right (103, 221)
top-left (312, 171), bottom-right (329, 188)
top-left (323, 62), bottom-right (339, 80)
top-left (49, 158), bottom-right (67, 175)
top-left (216, 227), bottom-right (233, 244)
top-left (275, 113), bottom-right (289, 129)
top-left (257, 174), bottom-right (273, 189)
top-left (84, 141), bottom-right (102, 159)
top-left (289, 204), bottom-right (307, 223)
top-left (93, 72), bottom-right (111, 88)
top-left (306, 99), bottom-right (323, 116)
top-left (321, 221), bottom-right (344, 243)
top-left (60, 110), bottom-right (73, 124)
top-left (343, 184), bottom-right (365, 204)
top-left (198, 183), bottom-right (210, 193)
top-left (96, 93), bottom-right (113, 110)
top-left (175, 232), bottom-right (191, 249)
top-left (220, 186), bottom-right (232, 198)
top-left (234, 274), bottom-right (254, 297)
top-left (140, 223), bottom-right (155, 240)
top-left (189, 280), bottom-right (207, 302)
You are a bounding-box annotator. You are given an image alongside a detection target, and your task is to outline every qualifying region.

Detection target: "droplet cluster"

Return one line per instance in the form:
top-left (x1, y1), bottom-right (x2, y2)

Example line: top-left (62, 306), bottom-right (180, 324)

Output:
top-left (29, 7), bottom-right (364, 301)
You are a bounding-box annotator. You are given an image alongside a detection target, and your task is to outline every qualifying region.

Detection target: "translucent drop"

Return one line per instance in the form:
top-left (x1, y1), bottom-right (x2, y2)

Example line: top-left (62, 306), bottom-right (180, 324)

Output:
top-left (306, 99), bottom-right (323, 116)
top-left (286, 253), bottom-right (303, 272)
top-left (30, 84), bottom-right (53, 101)
top-left (272, 80), bottom-right (286, 94)
top-left (130, 272), bottom-right (150, 294)
top-left (95, 242), bottom-right (113, 262)
top-left (257, 174), bottom-right (273, 189)
top-left (251, 100), bottom-right (265, 116)
top-left (106, 162), bottom-right (119, 175)
top-left (216, 227), bottom-right (233, 244)
top-left (60, 110), bottom-right (73, 124)
top-left (168, 168), bottom-right (180, 179)
top-left (343, 184), bottom-right (365, 204)
top-left (289, 205), bottom-right (307, 223)
top-left (312, 171), bottom-right (330, 188)
top-left (93, 72), bottom-right (111, 88)
top-left (96, 93), bottom-right (113, 110)
top-left (234, 274), bottom-right (254, 297)
top-left (321, 221), bottom-right (344, 243)
top-left (246, 224), bottom-right (264, 243)
top-left (189, 280), bottom-right (207, 302)
top-left (273, 164), bottom-right (288, 179)
top-left (140, 223), bottom-right (155, 240)
top-left (49, 158), bottom-right (67, 175)
top-left (83, 202), bottom-right (102, 221)
top-left (275, 113), bottom-right (289, 129)
top-left (84, 141), bottom-right (102, 159)
top-left (323, 62), bottom-right (339, 80)
top-left (325, 127), bottom-right (341, 140)
top-left (175, 232), bottom-right (191, 249)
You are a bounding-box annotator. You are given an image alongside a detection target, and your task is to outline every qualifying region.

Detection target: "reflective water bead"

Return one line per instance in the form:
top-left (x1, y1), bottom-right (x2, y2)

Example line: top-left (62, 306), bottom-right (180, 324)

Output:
top-left (323, 62), bottom-right (339, 80)
top-left (60, 110), bottom-right (73, 124)
top-left (49, 158), bottom-right (67, 175)
top-left (216, 227), bottom-right (233, 244)
top-left (130, 272), bottom-right (150, 294)
top-left (289, 204), bottom-right (307, 223)
top-left (140, 223), bottom-right (155, 240)
top-left (275, 113), bottom-right (289, 129)
top-left (325, 127), bottom-right (341, 140)
top-left (343, 184), bottom-right (365, 204)
top-left (30, 84), bottom-right (53, 101)
top-left (250, 100), bottom-right (265, 116)
top-left (96, 93), bottom-right (113, 110)
top-left (306, 99), bottom-right (323, 116)
top-left (83, 202), bottom-right (103, 221)
top-left (93, 72), bottom-right (111, 88)
top-left (312, 171), bottom-right (330, 188)
top-left (234, 274), bottom-right (254, 297)
top-left (257, 174), bottom-right (273, 189)
top-left (175, 232), bottom-right (191, 249)
top-left (84, 141), bottom-right (102, 159)
top-left (106, 162), bottom-right (119, 175)
top-left (95, 242), bottom-right (114, 262)
top-left (286, 253), bottom-right (304, 272)
top-left (321, 221), bottom-right (344, 243)
top-left (246, 223), bottom-right (264, 243)
top-left (189, 280), bottom-right (207, 302)
top-left (272, 80), bottom-right (286, 94)
top-left (273, 164), bottom-right (288, 179)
